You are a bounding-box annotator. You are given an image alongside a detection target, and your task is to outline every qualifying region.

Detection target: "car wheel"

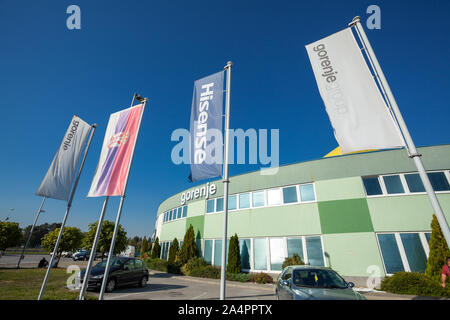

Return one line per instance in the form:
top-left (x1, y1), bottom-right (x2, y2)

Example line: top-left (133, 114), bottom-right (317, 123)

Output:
top-left (105, 278), bottom-right (116, 293)
top-left (138, 276), bottom-right (148, 288)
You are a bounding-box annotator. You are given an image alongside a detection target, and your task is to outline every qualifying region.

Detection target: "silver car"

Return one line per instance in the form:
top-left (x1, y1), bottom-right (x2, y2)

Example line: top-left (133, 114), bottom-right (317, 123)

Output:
top-left (276, 265), bottom-right (366, 300)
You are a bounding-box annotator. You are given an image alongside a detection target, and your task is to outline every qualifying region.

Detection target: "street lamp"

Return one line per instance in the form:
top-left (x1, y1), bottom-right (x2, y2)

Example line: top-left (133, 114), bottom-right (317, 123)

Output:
top-left (5, 208), bottom-right (14, 221)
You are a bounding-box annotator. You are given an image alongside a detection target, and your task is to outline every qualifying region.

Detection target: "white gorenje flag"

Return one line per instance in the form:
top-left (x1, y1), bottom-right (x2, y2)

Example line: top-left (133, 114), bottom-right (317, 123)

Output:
top-left (306, 28), bottom-right (405, 153)
top-left (36, 116), bottom-right (91, 201)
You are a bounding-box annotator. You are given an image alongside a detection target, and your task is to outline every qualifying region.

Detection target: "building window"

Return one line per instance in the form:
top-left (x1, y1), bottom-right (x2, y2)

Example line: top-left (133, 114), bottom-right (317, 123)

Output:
top-left (428, 172), bottom-right (450, 191)
top-left (306, 236), bottom-right (324, 266)
top-left (300, 184), bottom-right (315, 202)
top-left (362, 176), bottom-right (383, 196)
top-left (239, 193), bottom-right (250, 209)
top-left (204, 240), bottom-right (213, 264)
top-left (206, 199), bottom-right (215, 213)
top-left (228, 195), bottom-right (237, 210)
top-left (177, 207), bottom-right (182, 219)
top-left (253, 238), bottom-right (267, 270)
top-left (267, 189), bottom-right (282, 206)
top-left (239, 239), bottom-right (251, 270)
top-left (216, 198), bottom-right (224, 212)
top-left (377, 234), bottom-right (405, 274)
top-left (252, 191), bottom-right (265, 207)
top-left (425, 233), bottom-right (431, 243)
top-left (269, 238), bottom-right (285, 271)
top-left (383, 175), bottom-right (405, 194)
top-left (400, 233), bottom-right (427, 273)
top-left (214, 240), bottom-right (222, 267)
top-left (283, 186), bottom-right (298, 204)
top-left (404, 173), bottom-right (425, 193)
top-left (287, 238), bottom-right (304, 262)
top-left (182, 206), bottom-right (188, 218)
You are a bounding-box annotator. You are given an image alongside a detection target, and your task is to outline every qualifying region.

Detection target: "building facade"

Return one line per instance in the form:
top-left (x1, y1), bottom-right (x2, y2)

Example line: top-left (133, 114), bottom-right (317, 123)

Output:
top-left (153, 145), bottom-right (450, 286)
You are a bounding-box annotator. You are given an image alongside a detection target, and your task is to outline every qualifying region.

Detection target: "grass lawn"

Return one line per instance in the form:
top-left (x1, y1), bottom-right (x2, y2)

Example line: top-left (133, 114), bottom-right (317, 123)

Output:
top-left (0, 268), bottom-right (97, 300)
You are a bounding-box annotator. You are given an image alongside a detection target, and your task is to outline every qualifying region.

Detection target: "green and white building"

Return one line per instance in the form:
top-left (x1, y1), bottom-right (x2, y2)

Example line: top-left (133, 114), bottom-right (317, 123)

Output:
top-left (153, 144), bottom-right (450, 286)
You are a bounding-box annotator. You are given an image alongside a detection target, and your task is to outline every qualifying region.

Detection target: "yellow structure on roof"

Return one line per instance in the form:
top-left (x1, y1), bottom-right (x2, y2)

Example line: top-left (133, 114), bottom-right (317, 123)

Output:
top-left (324, 146), bottom-right (377, 158)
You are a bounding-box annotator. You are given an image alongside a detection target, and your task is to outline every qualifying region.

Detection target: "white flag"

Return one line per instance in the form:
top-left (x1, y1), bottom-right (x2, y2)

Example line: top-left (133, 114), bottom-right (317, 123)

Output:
top-left (306, 28), bottom-right (405, 153)
top-left (36, 116), bottom-right (91, 201)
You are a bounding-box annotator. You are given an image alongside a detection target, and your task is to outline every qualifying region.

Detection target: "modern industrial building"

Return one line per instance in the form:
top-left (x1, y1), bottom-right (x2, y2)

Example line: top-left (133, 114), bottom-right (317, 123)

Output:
top-left (153, 144), bottom-right (450, 285)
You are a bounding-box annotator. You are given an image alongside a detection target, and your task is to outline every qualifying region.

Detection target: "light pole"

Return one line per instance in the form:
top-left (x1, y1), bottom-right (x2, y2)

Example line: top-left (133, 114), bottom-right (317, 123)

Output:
top-left (5, 208), bottom-right (14, 222)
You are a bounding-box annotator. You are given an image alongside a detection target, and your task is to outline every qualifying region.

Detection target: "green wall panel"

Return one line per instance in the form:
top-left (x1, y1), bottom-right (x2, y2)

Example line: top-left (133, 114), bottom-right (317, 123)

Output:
top-left (315, 177), bottom-right (365, 202)
top-left (159, 219), bottom-right (186, 242)
top-left (322, 232), bottom-right (385, 277)
top-left (187, 200), bottom-right (206, 217)
top-left (319, 198), bottom-right (374, 234)
top-left (186, 215), bottom-right (205, 241)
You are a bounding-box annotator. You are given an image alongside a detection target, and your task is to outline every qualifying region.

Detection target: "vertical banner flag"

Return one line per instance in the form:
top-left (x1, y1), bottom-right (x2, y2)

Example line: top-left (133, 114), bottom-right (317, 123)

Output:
top-left (36, 116), bottom-right (91, 201)
top-left (189, 71), bottom-right (224, 182)
top-left (88, 104), bottom-right (144, 197)
top-left (305, 28), bottom-right (405, 154)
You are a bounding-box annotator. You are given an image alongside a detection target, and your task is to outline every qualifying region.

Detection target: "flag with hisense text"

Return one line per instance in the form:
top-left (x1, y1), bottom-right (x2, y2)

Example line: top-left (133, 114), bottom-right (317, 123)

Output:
top-left (88, 104), bottom-right (144, 197)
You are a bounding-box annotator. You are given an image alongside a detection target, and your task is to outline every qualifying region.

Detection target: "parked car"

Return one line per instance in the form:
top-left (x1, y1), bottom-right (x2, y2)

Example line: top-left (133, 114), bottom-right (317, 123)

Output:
top-left (62, 251), bottom-right (73, 258)
top-left (276, 265), bottom-right (366, 300)
top-left (73, 250), bottom-right (90, 261)
top-left (78, 257), bottom-right (148, 292)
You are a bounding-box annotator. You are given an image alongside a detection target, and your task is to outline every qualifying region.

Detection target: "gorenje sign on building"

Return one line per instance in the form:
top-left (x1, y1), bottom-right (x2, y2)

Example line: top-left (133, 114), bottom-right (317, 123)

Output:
top-left (181, 182), bottom-right (216, 205)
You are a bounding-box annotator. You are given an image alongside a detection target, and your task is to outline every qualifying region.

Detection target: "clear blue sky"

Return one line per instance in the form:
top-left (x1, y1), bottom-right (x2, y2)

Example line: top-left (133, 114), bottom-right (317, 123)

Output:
top-left (1, 0), bottom-right (449, 239)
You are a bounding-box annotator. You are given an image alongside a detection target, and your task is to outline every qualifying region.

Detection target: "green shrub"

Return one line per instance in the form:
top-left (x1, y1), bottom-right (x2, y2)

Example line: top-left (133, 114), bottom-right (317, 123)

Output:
top-left (151, 237), bottom-right (161, 259)
top-left (188, 265), bottom-right (221, 279)
top-left (145, 258), bottom-right (181, 274)
top-left (282, 253), bottom-right (305, 269)
top-left (425, 215), bottom-right (450, 282)
top-left (227, 234), bottom-right (241, 274)
top-left (249, 272), bottom-right (273, 284)
top-left (177, 225), bottom-right (198, 265)
top-left (226, 273), bottom-right (250, 282)
top-left (381, 272), bottom-right (450, 298)
top-left (168, 238), bottom-right (179, 264)
top-left (181, 257), bottom-right (207, 275)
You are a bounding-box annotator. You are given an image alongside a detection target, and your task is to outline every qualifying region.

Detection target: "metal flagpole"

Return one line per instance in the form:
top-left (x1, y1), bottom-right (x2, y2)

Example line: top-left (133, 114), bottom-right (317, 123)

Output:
top-left (37, 123), bottom-right (97, 300)
top-left (220, 61), bottom-right (232, 300)
top-left (17, 197), bottom-right (46, 268)
top-left (349, 16), bottom-right (450, 247)
top-left (78, 196), bottom-right (109, 300)
top-left (98, 94), bottom-right (147, 300)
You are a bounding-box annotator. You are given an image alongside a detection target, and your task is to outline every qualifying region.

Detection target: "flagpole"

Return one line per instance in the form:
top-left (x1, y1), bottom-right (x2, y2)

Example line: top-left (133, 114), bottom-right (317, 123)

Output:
top-left (78, 196), bottom-right (109, 300)
top-left (98, 95), bottom-right (147, 300)
top-left (17, 197), bottom-right (46, 268)
top-left (37, 123), bottom-right (97, 300)
top-left (220, 61), bottom-right (232, 300)
top-left (349, 16), bottom-right (450, 247)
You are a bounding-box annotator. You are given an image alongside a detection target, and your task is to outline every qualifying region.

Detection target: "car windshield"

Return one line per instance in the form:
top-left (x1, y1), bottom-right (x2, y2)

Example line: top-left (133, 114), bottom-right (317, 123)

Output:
top-left (292, 269), bottom-right (348, 289)
top-left (95, 258), bottom-right (125, 268)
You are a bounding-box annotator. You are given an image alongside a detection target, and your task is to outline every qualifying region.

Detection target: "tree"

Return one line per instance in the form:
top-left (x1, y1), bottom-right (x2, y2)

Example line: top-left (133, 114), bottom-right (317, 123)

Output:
top-left (227, 234), bottom-right (241, 273)
top-left (41, 227), bottom-right (83, 263)
top-left (0, 222), bottom-right (22, 251)
top-left (177, 225), bottom-right (198, 265)
top-left (151, 237), bottom-right (161, 259)
top-left (81, 220), bottom-right (127, 258)
top-left (282, 253), bottom-right (305, 269)
top-left (21, 223), bottom-right (61, 248)
top-left (141, 237), bottom-right (149, 255)
top-left (168, 238), bottom-right (179, 263)
top-left (425, 214), bottom-right (450, 282)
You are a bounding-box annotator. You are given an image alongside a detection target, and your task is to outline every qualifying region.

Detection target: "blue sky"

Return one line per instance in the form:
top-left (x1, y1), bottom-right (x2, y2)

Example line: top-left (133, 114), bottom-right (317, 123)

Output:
top-left (1, 0), bottom-right (449, 238)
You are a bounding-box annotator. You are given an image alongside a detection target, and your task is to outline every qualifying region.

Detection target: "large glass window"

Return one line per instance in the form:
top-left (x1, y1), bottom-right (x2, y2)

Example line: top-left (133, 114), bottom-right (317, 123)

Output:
top-left (253, 238), bottom-right (267, 270)
top-left (383, 175), bottom-right (405, 194)
top-left (204, 240), bottom-right (213, 264)
top-left (300, 184), bottom-right (315, 202)
top-left (362, 177), bottom-right (383, 196)
top-left (283, 186), bottom-right (298, 204)
top-left (216, 198), bottom-right (224, 212)
top-left (267, 189), bottom-right (281, 206)
top-left (239, 193), bottom-right (250, 209)
top-left (182, 206), bottom-right (188, 218)
top-left (239, 239), bottom-right (251, 270)
top-left (252, 191), bottom-right (265, 207)
top-left (287, 238), bottom-right (304, 262)
top-left (306, 236), bottom-right (324, 266)
top-left (428, 172), bottom-right (450, 191)
top-left (400, 233), bottom-right (427, 273)
top-left (228, 195), bottom-right (237, 210)
top-left (269, 238), bottom-right (285, 271)
top-left (206, 199), bottom-right (215, 213)
top-left (404, 173), bottom-right (425, 193)
top-left (196, 239), bottom-right (202, 257)
top-left (177, 207), bottom-right (182, 219)
top-left (214, 240), bottom-right (222, 267)
top-left (425, 233), bottom-right (431, 243)
top-left (377, 234), bottom-right (404, 274)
